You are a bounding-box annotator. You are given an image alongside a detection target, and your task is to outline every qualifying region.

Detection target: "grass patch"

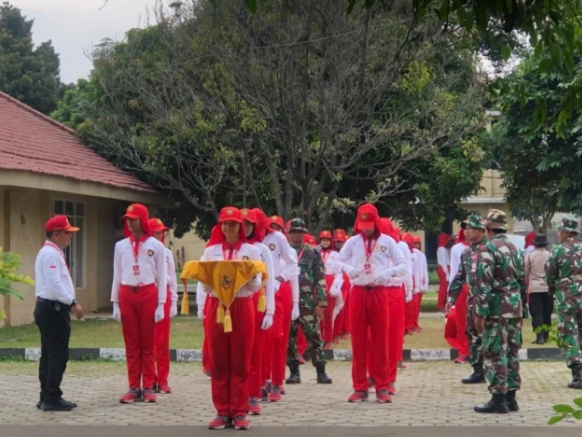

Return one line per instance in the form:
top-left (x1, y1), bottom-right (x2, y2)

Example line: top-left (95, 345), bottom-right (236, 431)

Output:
top-left (1, 311), bottom-right (549, 351)
top-left (428, 271), bottom-right (439, 285)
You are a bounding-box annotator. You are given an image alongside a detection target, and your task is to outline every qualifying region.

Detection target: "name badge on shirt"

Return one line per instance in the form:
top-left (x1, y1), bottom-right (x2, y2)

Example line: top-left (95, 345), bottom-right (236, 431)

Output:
top-left (364, 263), bottom-right (372, 275)
top-left (133, 265), bottom-right (140, 276)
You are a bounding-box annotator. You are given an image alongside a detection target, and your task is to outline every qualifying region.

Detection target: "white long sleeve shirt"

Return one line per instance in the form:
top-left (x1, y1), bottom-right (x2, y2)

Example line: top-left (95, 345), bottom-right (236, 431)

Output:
top-left (263, 231), bottom-right (298, 284)
top-left (448, 243), bottom-right (467, 292)
top-left (165, 247), bottom-right (178, 302)
top-left (34, 242), bottom-right (76, 305)
top-left (329, 233), bottom-right (407, 286)
top-left (197, 242), bottom-right (263, 300)
top-left (110, 236), bottom-right (168, 304)
top-left (390, 241), bottom-right (413, 294)
top-left (286, 247), bottom-right (300, 304)
top-left (414, 249), bottom-right (429, 292)
top-left (253, 241), bottom-right (276, 315)
top-left (437, 246), bottom-right (450, 280)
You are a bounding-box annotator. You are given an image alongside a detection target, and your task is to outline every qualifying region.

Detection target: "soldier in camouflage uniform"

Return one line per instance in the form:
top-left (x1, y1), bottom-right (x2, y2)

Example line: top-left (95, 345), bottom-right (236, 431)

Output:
top-left (544, 217), bottom-right (582, 389)
top-left (284, 218), bottom-right (332, 385)
top-left (471, 209), bottom-right (527, 414)
top-left (448, 215), bottom-right (486, 384)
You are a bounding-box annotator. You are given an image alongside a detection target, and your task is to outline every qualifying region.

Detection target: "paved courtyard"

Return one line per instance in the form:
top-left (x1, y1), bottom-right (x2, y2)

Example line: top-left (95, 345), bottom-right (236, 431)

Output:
top-left (0, 360), bottom-right (580, 430)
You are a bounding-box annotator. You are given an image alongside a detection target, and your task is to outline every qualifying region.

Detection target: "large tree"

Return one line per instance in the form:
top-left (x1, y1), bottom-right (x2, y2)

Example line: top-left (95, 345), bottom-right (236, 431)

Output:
top-left (0, 2), bottom-right (62, 114)
top-left (54, 0), bottom-right (486, 238)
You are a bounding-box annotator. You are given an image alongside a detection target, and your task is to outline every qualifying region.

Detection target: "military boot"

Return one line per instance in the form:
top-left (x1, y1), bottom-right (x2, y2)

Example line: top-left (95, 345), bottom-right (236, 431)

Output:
top-left (534, 333), bottom-right (545, 345)
top-left (462, 363), bottom-right (486, 384)
top-left (474, 394), bottom-right (509, 414)
top-left (316, 364), bottom-right (332, 384)
top-left (506, 390), bottom-right (519, 412)
top-left (567, 364), bottom-right (582, 389)
top-left (285, 365), bottom-right (301, 384)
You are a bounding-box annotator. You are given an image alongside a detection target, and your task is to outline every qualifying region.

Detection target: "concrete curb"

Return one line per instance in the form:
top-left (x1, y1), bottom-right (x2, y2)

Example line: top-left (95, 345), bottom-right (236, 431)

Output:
top-left (0, 347), bottom-right (566, 362)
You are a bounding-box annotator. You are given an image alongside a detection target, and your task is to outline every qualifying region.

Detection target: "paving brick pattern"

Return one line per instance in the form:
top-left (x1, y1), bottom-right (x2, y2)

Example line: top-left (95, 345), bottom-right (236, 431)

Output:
top-left (0, 361), bottom-right (580, 427)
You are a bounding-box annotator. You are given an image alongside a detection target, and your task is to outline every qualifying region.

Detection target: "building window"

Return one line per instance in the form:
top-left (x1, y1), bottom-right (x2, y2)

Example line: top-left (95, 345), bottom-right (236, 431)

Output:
top-left (53, 200), bottom-right (85, 289)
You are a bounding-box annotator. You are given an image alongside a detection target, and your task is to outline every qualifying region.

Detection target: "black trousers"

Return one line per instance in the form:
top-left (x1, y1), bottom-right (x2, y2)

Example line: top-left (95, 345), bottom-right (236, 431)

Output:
top-left (528, 292), bottom-right (554, 333)
top-left (33, 298), bottom-right (71, 403)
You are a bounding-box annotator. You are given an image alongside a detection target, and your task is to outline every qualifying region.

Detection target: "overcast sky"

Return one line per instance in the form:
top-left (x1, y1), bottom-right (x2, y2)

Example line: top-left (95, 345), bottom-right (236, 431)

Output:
top-left (14, 0), bottom-right (159, 84)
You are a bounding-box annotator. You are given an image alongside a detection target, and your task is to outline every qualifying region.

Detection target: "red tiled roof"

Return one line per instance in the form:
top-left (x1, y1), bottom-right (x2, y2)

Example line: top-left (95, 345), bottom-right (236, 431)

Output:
top-left (0, 91), bottom-right (157, 194)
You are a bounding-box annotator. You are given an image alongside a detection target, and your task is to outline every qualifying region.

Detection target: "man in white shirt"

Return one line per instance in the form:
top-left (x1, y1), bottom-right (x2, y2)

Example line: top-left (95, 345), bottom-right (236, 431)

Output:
top-left (111, 204), bottom-right (167, 404)
top-left (412, 236), bottom-right (429, 331)
top-left (437, 232), bottom-right (451, 311)
top-left (329, 203), bottom-right (406, 404)
top-left (34, 215), bottom-right (84, 411)
top-left (148, 218), bottom-right (178, 394)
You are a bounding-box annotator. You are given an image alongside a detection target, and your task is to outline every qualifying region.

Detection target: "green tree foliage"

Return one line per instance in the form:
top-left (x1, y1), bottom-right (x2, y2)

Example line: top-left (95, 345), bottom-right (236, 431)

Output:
top-left (0, 2), bottom-right (62, 114)
top-left (484, 42), bottom-right (582, 232)
top-left (0, 247), bottom-right (32, 319)
top-left (53, 0), bottom-right (486, 238)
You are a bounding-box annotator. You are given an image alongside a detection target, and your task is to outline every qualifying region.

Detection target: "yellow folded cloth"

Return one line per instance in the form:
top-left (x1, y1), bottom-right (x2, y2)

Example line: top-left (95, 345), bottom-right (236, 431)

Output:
top-left (181, 260), bottom-right (268, 332)
top-left (180, 278), bottom-right (190, 315)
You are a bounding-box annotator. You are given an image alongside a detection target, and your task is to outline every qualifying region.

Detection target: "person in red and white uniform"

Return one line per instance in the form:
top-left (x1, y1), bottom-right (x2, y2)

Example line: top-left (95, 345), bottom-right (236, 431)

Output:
top-left (34, 215), bottom-right (84, 412)
top-left (329, 204), bottom-right (406, 403)
top-left (148, 218), bottom-right (178, 394)
top-left (446, 225), bottom-right (471, 363)
top-left (241, 209), bottom-right (275, 416)
top-left (402, 233), bottom-right (417, 336)
top-left (331, 229), bottom-right (350, 340)
top-left (196, 207), bottom-right (263, 430)
top-left (316, 230), bottom-right (337, 348)
top-left (412, 236), bottom-right (429, 332)
top-left (261, 214), bottom-right (299, 402)
top-left (111, 204), bottom-right (167, 404)
top-left (436, 232), bottom-right (451, 311)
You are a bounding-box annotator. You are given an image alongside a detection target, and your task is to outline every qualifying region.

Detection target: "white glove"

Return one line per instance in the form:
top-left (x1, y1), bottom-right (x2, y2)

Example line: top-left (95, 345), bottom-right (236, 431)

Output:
top-left (372, 268), bottom-right (395, 286)
top-left (329, 283), bottom-right (341, 298)
top-left (261, 314), bottom-right (274, 330)
top-left (273, 279), bottom-right (281, 292)
top-left (247, 275), bottom-right (262, 291)
top-left (343, 265), bottom-right (362, 280)
top-left (291, 303), bottom-right (300, 320)
top-left (169, 302), bottom-right (178, 318)
top-left (405, 291), bottom-right (413, 303)
top-left (197, 306), bottom-right (205, 321)
top-left (155, 303), bottom-right (165, 323)
top-left (112, 303), bottom-right (121, 322)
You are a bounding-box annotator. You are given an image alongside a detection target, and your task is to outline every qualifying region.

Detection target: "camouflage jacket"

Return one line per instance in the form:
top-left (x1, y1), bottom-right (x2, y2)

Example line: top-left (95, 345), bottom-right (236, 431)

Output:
top-left (545, 237), bottom-right (582, 311)
top-left (293, 244), bottom-right (327, 308)
top-left (448, 241), bottom-right (483, 306)
top-left (472, 234), bottom-right (526, 319)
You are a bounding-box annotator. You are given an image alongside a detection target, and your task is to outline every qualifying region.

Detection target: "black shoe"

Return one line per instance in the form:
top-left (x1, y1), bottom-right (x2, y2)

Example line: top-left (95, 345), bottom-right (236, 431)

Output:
top-left (153, 382), bottom-right (159, 393)
top-left (41, 398), bottom-right (76, 412)
top-left (285, 365), bottom-right (301, 384)
top-left (316, 364), bottom-right (332, 384)
top-left (568, 364), bottom-right (582, 389)
top-left (474, 394), bottom-right (509, 414)
top-left (506, 390), bottom-right (519, 412)
top-left (533, 333), bottom-right (545, 345)
top-left (462, 364), bottom-right (486, 384)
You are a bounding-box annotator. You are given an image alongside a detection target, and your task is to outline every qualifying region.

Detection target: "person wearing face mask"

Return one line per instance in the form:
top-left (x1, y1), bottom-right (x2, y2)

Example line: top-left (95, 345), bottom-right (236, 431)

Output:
top-left (240, 209), bottom-right (275, 416)
top-left (147, 218), bottom-right (178, 394)
top-left (194, 207), bottom-right (263, 430)
top-left (329, 204), bottom-right (406, 403)
top-left (111, 204), bottom-right (167, 404)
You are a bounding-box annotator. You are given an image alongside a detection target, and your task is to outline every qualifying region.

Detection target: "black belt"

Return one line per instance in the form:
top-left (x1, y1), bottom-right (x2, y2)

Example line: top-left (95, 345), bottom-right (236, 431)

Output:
top-left (36, 297), bottom-right (71, 310)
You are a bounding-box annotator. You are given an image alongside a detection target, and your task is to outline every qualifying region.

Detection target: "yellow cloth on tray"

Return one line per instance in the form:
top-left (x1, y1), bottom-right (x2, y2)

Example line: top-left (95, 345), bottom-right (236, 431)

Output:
top-left (181, 260), bottom-right (268, 332)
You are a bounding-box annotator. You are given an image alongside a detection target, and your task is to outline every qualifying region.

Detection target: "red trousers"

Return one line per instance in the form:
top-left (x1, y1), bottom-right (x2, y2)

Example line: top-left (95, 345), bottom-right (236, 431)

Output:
top-left (320, 275), bottom-right (336, 343)
top-left (455, 285), bottom-right (470, 356)
top-left (154, 288), bottom-right (172, 385)
top-left (249, 293), bottom-right (266, 399)
top-left (207, 296), bottom-right (255, 417)
top-left (412, 293), bottom-right (423, 329)
top-left (444, 307), bottom-right (459, 349)
top-left (333, 276), bottom-right (350, 337)
top-left (437, 267), bottom-right (448, 310)
top-left (350, 285), bottom-right (390, 392)
top-left (119, 283), bottom-right (158, 389)
top-left (202, 296), bottom-right (212, 373)
top-left (262, 282), bottom-right (291, 386)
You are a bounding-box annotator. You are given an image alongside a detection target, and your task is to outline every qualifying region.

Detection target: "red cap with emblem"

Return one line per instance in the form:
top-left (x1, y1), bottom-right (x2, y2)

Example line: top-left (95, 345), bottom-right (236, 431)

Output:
top-left (148, 218), bottom-right (169, 233)
top-left (332, 228), bottom-right (347, 242)
top-left (240, 208), bottom-right (256, 223)
top-left (218, 206), bottom-right (243, 224)
top-left (318, 230), bottom-right (332, 241)
top-left (266, 215), bottom-right (284, 231)
top-left (354, 203), bottom-right (380, 232)
top-left (45, 215), bottom-right (80, 233)
top-left (304, 234), bottom-right (317, 246)
top-left (121, 203), bottom-right (150, 237)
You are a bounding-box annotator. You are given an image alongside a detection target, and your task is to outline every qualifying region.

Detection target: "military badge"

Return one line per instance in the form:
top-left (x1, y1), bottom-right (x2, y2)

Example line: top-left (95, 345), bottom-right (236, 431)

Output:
top-left (381, 246), bottom-right (387, 252)
top-left (269, 244), bottom-right (276, 251)
top-left (148, 250), bottom-right (154, 257)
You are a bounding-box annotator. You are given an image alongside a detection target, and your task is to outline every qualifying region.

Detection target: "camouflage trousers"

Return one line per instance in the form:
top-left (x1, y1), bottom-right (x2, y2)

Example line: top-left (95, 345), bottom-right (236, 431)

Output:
top-left (482, 317), bottom-right (522, 395)
top-left (557, 308), bottom-right (582, 367)
top-left (466, 306), bottom-right (484, 366)
top-left (287, 311), bottom-right (326, 367)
